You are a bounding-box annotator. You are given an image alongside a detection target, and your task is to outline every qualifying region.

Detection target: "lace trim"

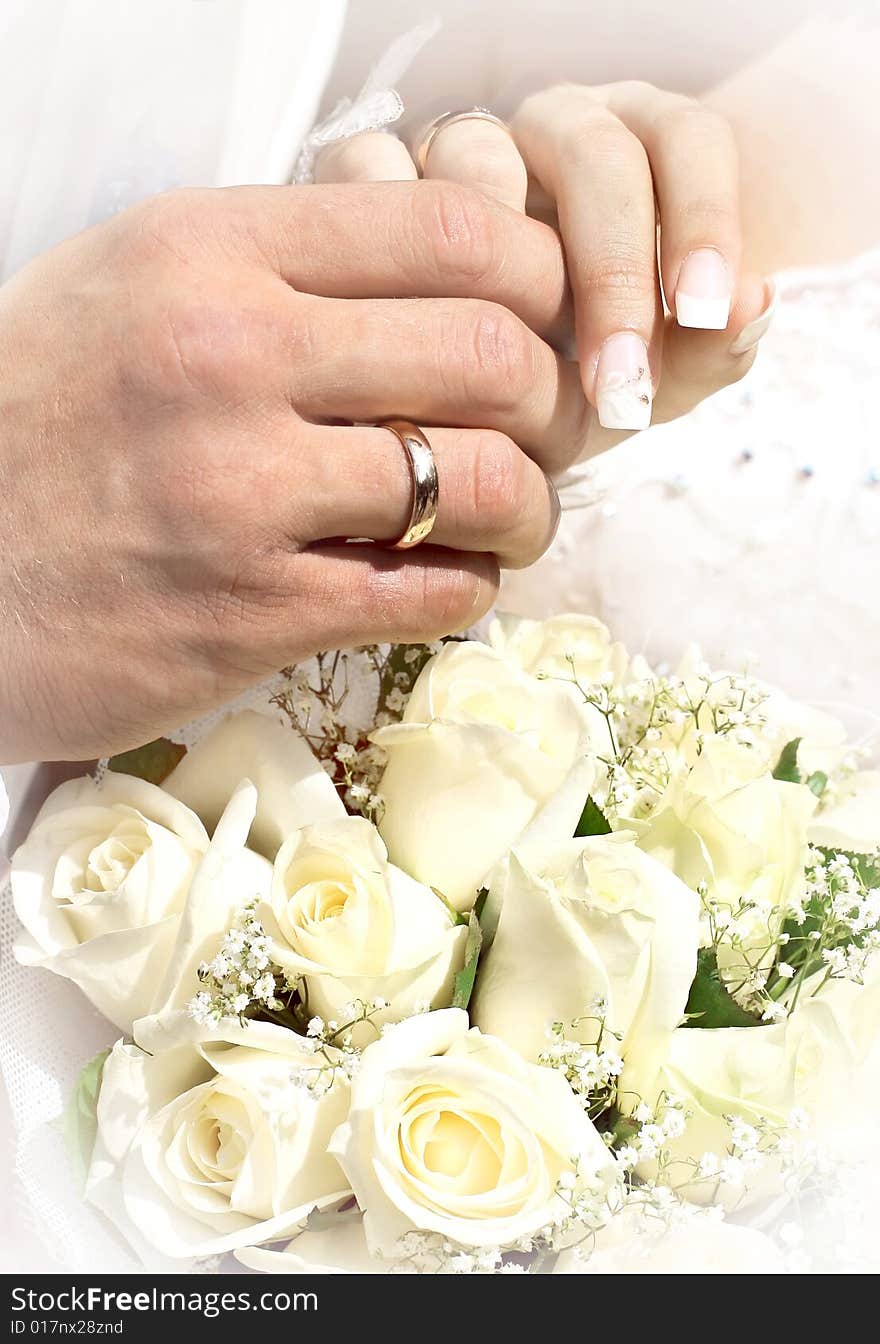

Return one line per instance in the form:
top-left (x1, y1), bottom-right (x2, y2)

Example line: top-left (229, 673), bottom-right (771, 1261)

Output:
top-left (292, 18), bottom-right (440, 183)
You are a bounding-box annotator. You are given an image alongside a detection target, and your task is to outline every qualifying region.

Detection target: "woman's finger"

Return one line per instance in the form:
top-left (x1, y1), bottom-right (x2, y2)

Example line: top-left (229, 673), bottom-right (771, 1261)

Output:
top-left (512, 86), bottom-right (663, 432)
top-left (288, 423), bottom-right (559, 570)
top-left (315, 131), bottom-right (418, 183)
top-left (651, 273), bottom-right (773, 418)
top-left (284, 294), bottom-right (590, 474)
top-left (417, 117), bottom-right (529, 212)
top-left (569, 273), bottom-right (775, 461)
top-left (600, 82), bottom-right (741, 331)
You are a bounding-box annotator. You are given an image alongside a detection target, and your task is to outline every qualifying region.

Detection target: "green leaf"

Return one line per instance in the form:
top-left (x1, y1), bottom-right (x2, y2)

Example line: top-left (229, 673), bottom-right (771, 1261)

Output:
top-left (475, 883), bottom-right (501, 953)
top-left (108, 737), bottom-right (186, 786)
top-left (63, 1049), bottom-right (110, 1192)
top-left (853, 851), bottom-right (880, 886)
top-left (683, 947), bottom-right (762, 1029)
top-left (431, 887), bottom-right (469, 927)
top-left (806, 770), bottom-right (829, 799)
top-left (575, 795), bottom-right (612, 838)
top-left (772, 738), bottom-right (802, 784)
top-left (452, 890), bottom-right (487, 1011)
top-left (609, 1113), bottom-right (641, 1149)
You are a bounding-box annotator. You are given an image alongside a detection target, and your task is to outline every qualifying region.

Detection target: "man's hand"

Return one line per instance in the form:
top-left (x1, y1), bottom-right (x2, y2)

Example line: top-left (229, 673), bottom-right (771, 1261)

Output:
top-left (0, 181), bottom-right (584, 762)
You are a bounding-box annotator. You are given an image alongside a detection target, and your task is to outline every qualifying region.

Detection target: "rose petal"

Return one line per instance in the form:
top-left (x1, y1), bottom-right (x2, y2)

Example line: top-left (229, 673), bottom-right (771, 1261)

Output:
top-left (164, 710), bottom-right (344, 859)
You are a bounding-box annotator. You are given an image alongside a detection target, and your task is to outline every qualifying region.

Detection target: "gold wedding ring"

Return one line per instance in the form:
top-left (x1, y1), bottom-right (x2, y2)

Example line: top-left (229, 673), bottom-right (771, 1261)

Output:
top-left (380, 419), bottom-right (439, 550)
top-left (414, 108), bottom-right (512, 174)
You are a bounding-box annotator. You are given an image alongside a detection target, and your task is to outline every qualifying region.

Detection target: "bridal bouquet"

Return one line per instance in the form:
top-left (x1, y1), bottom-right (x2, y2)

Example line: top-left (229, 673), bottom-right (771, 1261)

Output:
top-left (11, 614), bottom-right (880, 1274)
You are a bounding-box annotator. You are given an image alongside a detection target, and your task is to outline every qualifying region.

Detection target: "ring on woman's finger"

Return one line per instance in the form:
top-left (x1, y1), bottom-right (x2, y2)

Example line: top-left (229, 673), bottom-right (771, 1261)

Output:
top-left (377, 419), bottom-right (439, 550)
top-left (414, 108), bottom-right (512, 174)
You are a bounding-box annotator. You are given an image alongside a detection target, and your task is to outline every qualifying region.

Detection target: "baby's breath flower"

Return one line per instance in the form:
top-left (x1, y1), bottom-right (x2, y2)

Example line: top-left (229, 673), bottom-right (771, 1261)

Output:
top-left (188, 991), bottom-right (215, 1027)
top-left (187, 896), bottom-right (287, 1024)
top-left (660, 1108), bottom-right (686, 1140)
top-left (719, 1155), bottom-right (744, 1186)
top-left (697, 1152), bottom-right (720, 1179)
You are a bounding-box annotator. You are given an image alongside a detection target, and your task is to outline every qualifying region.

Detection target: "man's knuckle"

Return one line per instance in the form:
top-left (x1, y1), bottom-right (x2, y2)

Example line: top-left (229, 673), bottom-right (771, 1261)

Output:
top-left (151, 300), bottom-right (256, 400)
top-left (468, 305), bottom-right (535, 406)
top-left (470, 430), bottom-right (529, 532)
top-left (158, 444), bottom-right (239, 529)
top-left (419, 564), bottom-right (484, 634)
top-left (415, 181), bottom-right (498, 285)
top-left (126, 188), bottom-right (216, 264)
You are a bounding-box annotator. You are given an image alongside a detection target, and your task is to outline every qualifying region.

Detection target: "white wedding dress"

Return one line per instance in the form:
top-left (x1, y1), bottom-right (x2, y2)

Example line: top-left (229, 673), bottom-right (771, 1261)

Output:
top-left (1, 0), bottom-right (878, 1273)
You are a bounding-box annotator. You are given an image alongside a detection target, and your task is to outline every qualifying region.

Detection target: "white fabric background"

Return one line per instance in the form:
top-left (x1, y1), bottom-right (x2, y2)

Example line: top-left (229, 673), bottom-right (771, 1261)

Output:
top-left (0, 0), bottom-right (348, 281)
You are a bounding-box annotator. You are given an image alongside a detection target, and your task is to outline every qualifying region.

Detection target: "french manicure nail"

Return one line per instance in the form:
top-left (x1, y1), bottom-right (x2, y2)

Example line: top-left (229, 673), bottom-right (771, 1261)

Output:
top-left (676, 248), bottom-right (732, 330)
top-left (729, 281), bottom-right (778, 355)
top-left (595, 332), bottom-right (652, 431)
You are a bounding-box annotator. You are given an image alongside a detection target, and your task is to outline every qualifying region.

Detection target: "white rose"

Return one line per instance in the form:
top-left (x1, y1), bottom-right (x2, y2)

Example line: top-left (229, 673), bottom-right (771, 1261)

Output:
top-left (809, 771), bottom-right (880, 854)
top-left (87, 1016), bottom-right (350, 1259)
top-left (236, 1208), bottom-right (380, 1275)
top-left (470, 835), bottom-right (699, 1104)
top-left (634, 737), bottom-right (816, 937)
top-left (12, 773), bottom-right (209, 1031)
top-left (621, 647), bottom-right (847, 789)
top-left (329, 1008), bottom-right (618, 1256)
top-left (261, 816), bottom-right (467, 1042)
top-left (554, 1208), bottom-right (784, 1274)
top-left (246, 1207), bottom-right (787, 1277)
top-left (489, 612), bottom-right (628, 685)
top-left (669, 647), bottom-right (848, 777)
top-left (635, 1021), bottom-right (794, 1207)
top-left (785, 960), bottom-right (880, 1125)
top-left (372, 642), bottom-right (595, 910)
top-left (630, 973), bottom-right (880, 1210)
top-left (140, 780), bottom-right (273, 1024)
top-left (753, 687), bottom-right (848, 779)
top-left (137, 712), bottom-right (349, 1025)
top-left (164, 709), bottom-right (343, 858)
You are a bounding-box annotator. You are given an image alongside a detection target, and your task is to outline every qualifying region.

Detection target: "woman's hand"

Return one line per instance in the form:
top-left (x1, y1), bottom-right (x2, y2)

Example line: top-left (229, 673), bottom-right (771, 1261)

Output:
top-left (318, 83), bottom-right (776, 447)
top-left (0, 180), bottom-right (585, 762)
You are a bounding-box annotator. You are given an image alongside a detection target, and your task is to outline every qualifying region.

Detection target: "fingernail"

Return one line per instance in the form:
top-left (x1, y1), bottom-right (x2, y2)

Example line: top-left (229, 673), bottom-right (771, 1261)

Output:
top-left (595, 333), bottom-right (652, 431)
top-left (729, 281), bottom-right (778, 356)
top-left (675, 248), bottom-right (732, 330)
